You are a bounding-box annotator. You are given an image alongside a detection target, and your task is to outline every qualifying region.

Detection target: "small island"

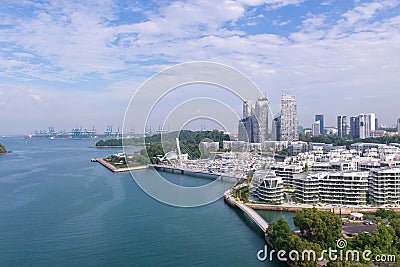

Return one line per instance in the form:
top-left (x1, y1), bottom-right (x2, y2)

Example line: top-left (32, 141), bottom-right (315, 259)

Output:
top-left (0, 143), bottom-right (8, 154)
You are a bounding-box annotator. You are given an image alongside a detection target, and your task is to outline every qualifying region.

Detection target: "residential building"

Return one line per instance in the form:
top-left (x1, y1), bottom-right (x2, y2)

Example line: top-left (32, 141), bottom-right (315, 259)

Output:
top-left (254, 97), bottom-right (270, 143)
top-left (238, 97), bottom-right (270, 143)
top-left (294, 171), bottom-right (369, 206)
top-left (337, 115), bottom-right (347, 138)
top-left (271, 164), bottom-right (303, 189)
top-left (359, 113), bottom-right (376, 139)
top-left (350, 116), bottom-right (360, 139)
top-left (251, 170), bottom-right (284, 204)
top-left (279, 92), bottom-right (299, 141)
top-left (294, 172), bottom-right (326, 204)
top-left (369, 168), bottom-right (400, 205)
top-left (349, 114), bottom-right (376, 139)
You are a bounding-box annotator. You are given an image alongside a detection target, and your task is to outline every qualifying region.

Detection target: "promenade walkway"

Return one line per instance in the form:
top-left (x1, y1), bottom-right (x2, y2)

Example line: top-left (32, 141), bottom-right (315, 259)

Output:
top-left (224, 190), bottom-right (269, 232)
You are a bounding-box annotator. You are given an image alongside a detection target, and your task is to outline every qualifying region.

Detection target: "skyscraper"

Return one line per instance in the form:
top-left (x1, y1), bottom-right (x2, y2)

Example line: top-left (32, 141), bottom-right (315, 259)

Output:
top-left (238, 97), bottom-right (269, 143)
top-left (312, 121), bottom-right (321, 136)
top-left (315, 114), bottom-right (324, 135)
top-left (349, 113), bottom-right (376, 139)
top-left (272, 114), bottom-right (281, 141)
top-left (359, 113), bottom-right (376, 139)
top-left (397, 118), bottom-right (400, 132)
top-left (243, 100), bottom-right (252, 118)
top-left (350, 116), bottom-right (359, 139)
top-left (254, 97), bottom-right (269, 143)
top-left (279, 92), bottom-right (299, 141)
top-left (337, 116), bottom-right (347, 138)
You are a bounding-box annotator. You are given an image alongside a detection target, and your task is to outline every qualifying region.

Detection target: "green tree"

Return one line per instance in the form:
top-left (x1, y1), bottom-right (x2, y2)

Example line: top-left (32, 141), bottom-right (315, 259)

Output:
top-left (0, 144), bottom-right (7, 153)
top-left (293, 208), bottom-right (342, 249)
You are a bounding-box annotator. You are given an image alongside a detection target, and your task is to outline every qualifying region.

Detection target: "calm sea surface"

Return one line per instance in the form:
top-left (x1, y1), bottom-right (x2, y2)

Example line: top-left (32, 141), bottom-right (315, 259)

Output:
top-left (0, 138), bottom-right (295, 266)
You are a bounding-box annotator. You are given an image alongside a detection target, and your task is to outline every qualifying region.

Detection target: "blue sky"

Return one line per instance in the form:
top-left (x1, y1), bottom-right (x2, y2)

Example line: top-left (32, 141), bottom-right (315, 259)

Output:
top-left (0, 0), bottom-right (399, 134)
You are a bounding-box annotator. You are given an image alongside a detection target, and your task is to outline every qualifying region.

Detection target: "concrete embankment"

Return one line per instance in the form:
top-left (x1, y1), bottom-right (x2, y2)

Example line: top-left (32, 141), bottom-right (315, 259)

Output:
top-left (94, 158), bottom-right (148, 173)
top-left (245, 203), bottom-right (400, 215)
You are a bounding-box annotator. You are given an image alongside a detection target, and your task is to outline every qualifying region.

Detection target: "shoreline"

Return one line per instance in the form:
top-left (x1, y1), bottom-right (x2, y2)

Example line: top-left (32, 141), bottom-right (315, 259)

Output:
top-left (94, 158), bottom-right (148, 173)
top-left (89, 145), bottom-right (143, 148)
top-left (244, 203), bottom-right (400, 214)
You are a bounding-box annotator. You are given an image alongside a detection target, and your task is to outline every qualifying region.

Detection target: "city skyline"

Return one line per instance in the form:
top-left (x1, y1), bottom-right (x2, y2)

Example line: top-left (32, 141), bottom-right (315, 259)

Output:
top-left (1, 1), bottom-right (400, 134)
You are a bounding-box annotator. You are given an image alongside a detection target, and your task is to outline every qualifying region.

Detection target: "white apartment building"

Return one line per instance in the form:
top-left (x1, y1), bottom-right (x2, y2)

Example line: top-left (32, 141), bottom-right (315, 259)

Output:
top-left (271, 164), bottom-right (303, 189)
top-left (294, 172), bottom-right (326, 204)
top-left (251, 170), bottom-right (284, 204)
top-left (294, 171), bottom-right (369, 206)
top-left (369, 168), bottom-right (400, 206)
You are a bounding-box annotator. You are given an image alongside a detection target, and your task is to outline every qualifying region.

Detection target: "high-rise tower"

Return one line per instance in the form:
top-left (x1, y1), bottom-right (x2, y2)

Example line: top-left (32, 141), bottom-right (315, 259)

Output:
top-left (315, 114), bottom-right (324, 135)
top-left (254, 97), bottom-right (269, 143)
top-left (337, 116), bottom-right (347, 138)
top-left (279, 92), bottom-right (299, 141)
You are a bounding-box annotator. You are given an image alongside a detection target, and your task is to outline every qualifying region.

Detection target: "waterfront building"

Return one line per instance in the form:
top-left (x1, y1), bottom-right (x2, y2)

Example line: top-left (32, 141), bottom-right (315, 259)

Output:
top-left (251, 170), bottom-right (284, 204)
top-left (271, 164), bottom-right (303, 189)
top-left (315, 114), bottom-right (324, 135)
top-left (294, 171), bottom-right (369, 206)
top-left (294, 172), bottom-right (326, 204)
top-left (320, 171), bottom-right (369, 206)
top-left (369, 168), bottom-right (400, 205)
top-left (337, 115), bottom-right (347, 138)
top-left (279, 92), bottom-right (299, 141)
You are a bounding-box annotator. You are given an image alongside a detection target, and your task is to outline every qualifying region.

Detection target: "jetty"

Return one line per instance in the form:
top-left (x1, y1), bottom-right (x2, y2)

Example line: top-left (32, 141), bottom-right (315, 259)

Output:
top-left (93, 158), bottom-right (148, 173)
top-left (150, 164), bottom-right (242, 181)
top-left (224, 190), bottom-right (269, 232)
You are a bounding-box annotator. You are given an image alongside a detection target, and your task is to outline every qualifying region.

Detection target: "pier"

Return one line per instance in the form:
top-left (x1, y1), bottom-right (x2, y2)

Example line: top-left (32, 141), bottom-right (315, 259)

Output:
top-left (94, 158), bottom-right (148, 173)
top-left (150, 164), bottom-right (242, 181)
top-left (224, 190), bottom-right (269, 232)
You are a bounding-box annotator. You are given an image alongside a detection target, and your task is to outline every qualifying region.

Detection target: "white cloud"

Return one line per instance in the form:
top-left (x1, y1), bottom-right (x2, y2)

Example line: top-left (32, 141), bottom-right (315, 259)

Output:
top-left (0, 0), bottom-right (400, 131)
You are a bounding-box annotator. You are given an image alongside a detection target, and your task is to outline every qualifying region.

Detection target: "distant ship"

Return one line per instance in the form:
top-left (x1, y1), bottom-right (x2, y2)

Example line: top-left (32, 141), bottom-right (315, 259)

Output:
top-left (2, 136), bottom-right (11, 138)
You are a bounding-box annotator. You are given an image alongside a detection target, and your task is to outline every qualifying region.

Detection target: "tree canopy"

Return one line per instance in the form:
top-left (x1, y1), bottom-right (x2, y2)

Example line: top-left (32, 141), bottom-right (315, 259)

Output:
top-left (0, 144), bottom-right (7, 153)
top-left (293, 208), bottom-right (342, 250)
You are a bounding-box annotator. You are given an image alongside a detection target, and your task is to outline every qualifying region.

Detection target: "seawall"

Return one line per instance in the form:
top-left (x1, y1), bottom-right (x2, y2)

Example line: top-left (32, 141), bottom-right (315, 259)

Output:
top-left (94, 158), bottom-right (148, 173)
